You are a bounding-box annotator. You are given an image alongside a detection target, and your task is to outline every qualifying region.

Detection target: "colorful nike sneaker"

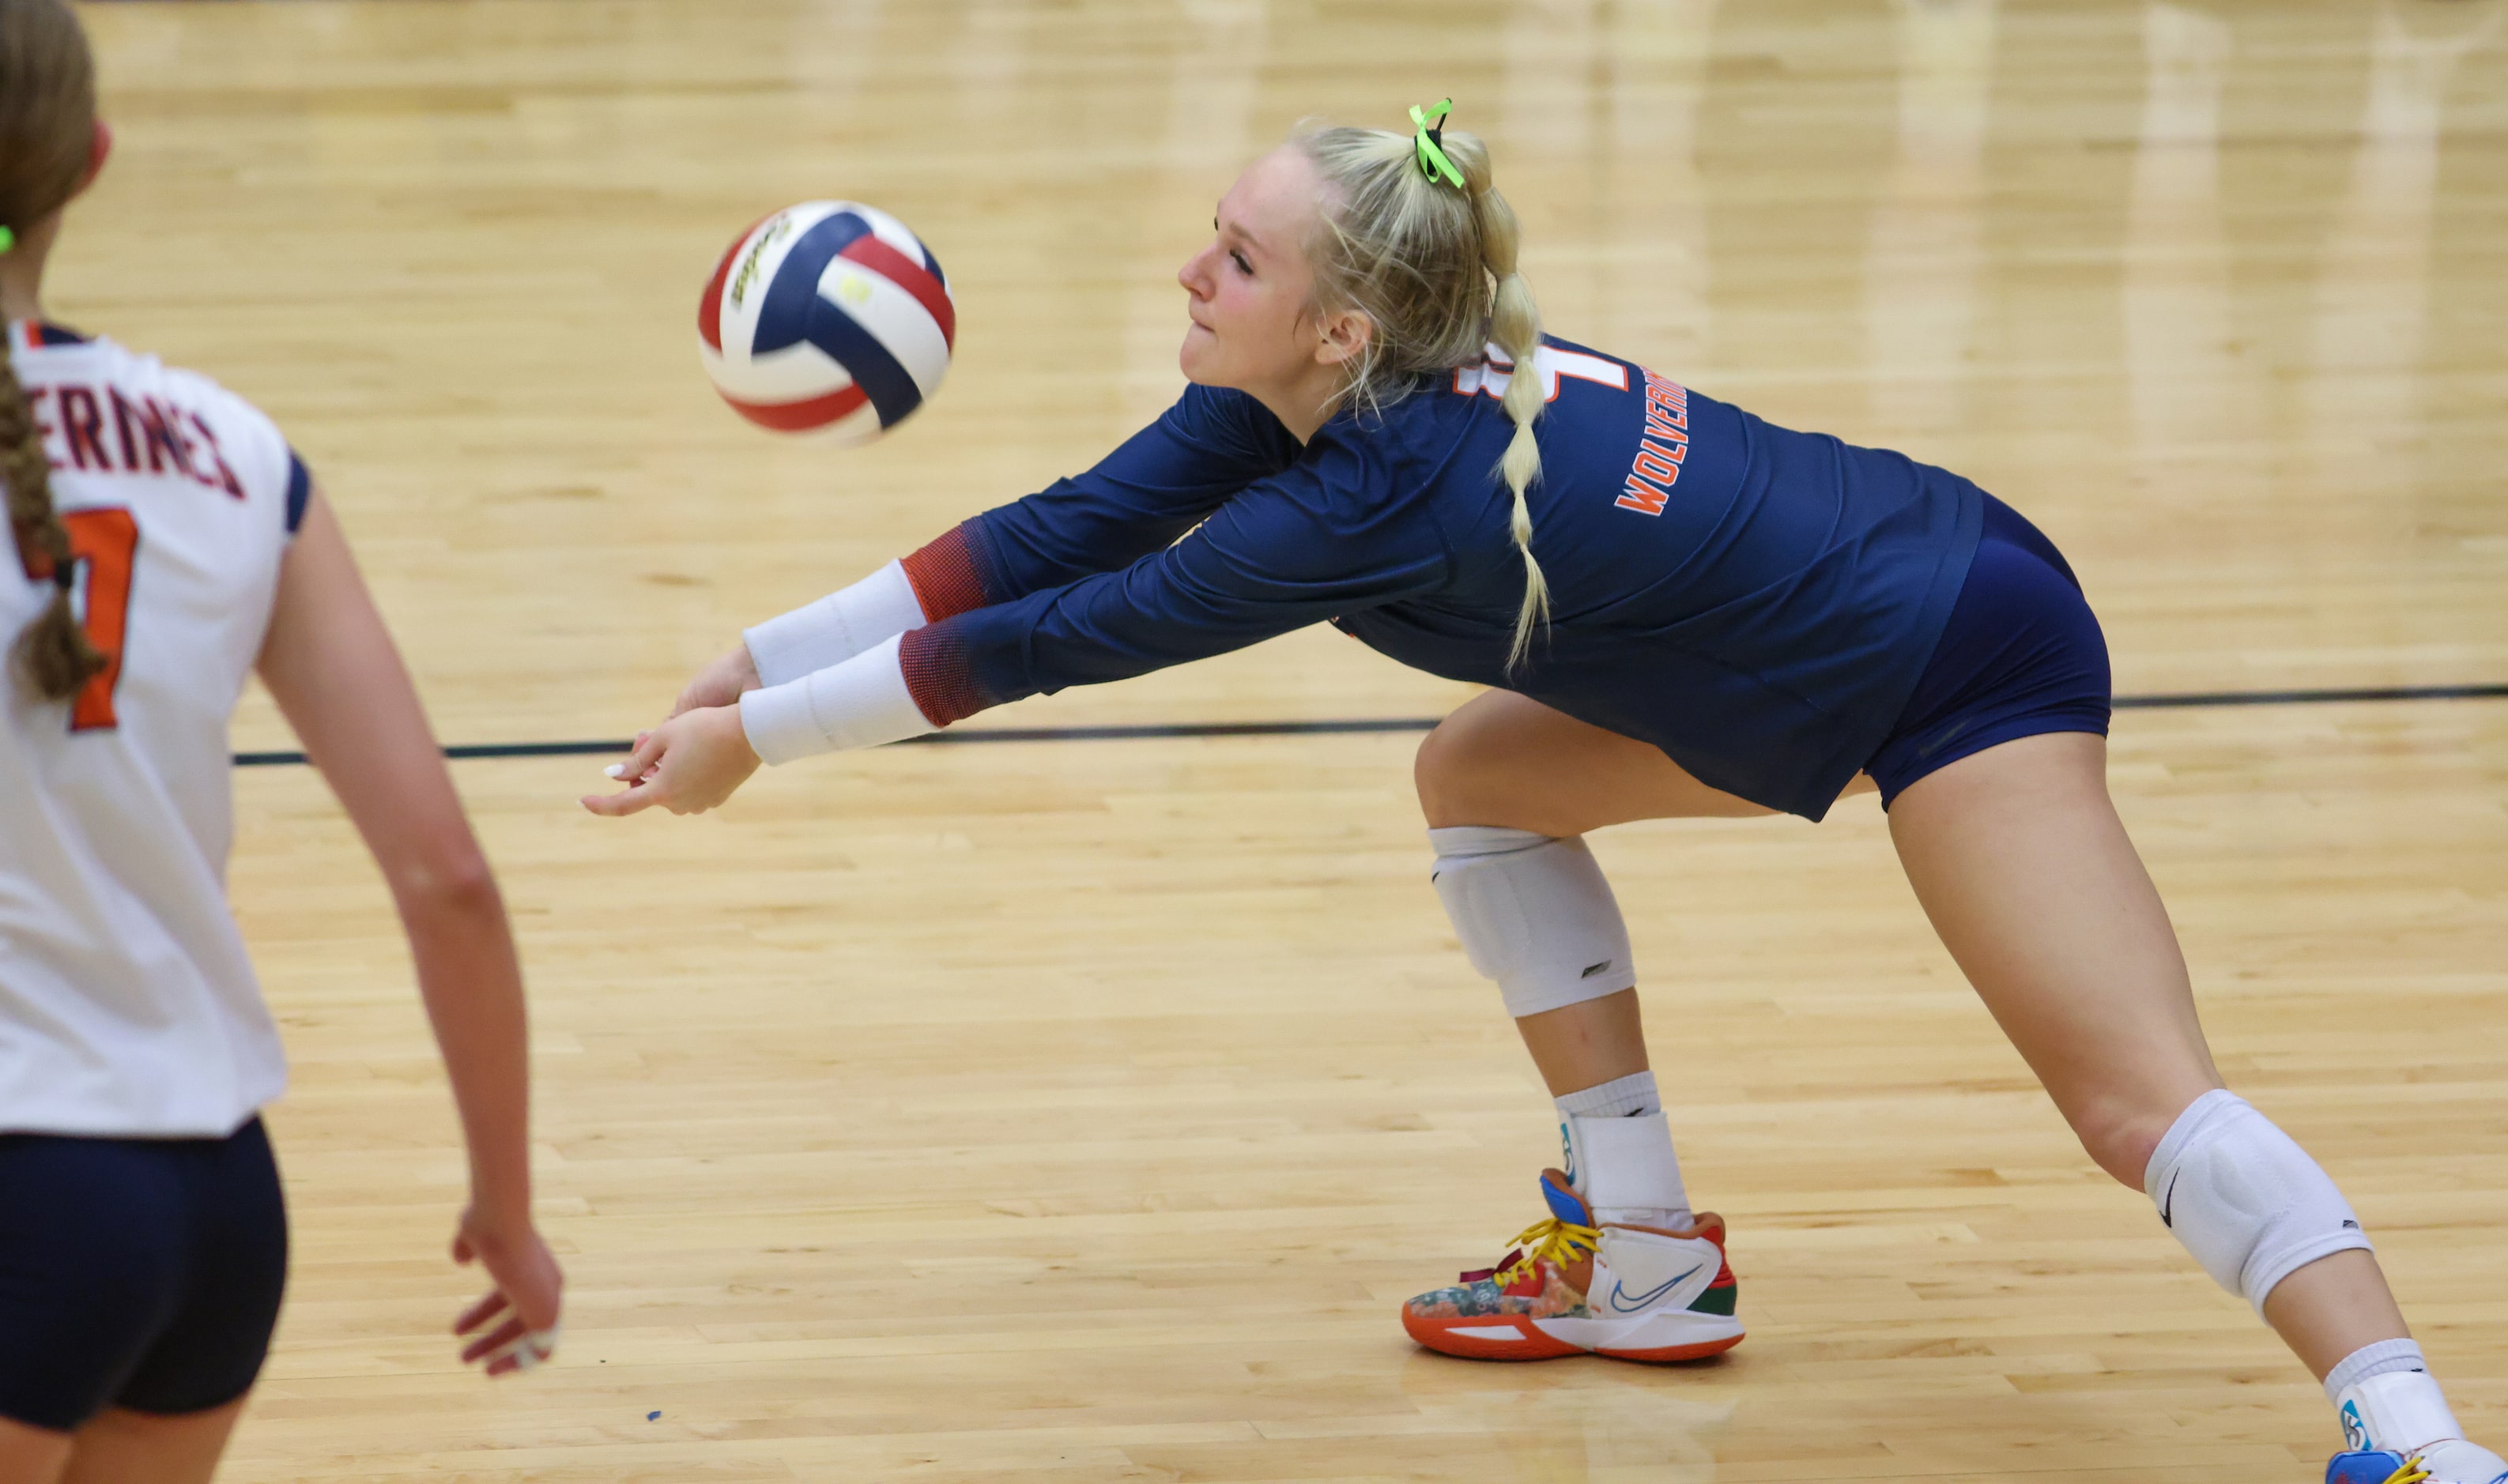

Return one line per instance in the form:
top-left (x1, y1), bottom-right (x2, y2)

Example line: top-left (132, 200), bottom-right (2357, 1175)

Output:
top-left (2332, 1367), bottom-right (2508, 1483)
top-left (1401, 1168), bottom-right (1744, 1362)
top-left (2325, 1441), bottom-right (2508, 1484)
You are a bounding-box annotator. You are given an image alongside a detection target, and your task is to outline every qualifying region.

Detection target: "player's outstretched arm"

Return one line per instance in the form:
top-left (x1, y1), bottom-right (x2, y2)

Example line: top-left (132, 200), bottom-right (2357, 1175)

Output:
top-left (666, 386), bottom-right (1298, 719)
top-left (670, 556), bottom-right (922, 716)
top-left (255, 488), bottom-right (564, 1377)
top-left (583, 458), bottom-right (1454, 824)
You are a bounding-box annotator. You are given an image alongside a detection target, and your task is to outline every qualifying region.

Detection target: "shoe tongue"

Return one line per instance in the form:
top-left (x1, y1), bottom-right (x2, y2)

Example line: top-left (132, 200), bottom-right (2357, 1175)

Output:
top-left (1539, 1167), bottom-right (1593, 1226)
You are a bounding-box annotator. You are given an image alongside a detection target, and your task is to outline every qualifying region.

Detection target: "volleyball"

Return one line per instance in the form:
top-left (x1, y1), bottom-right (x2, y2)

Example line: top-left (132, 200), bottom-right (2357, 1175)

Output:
top-left (696, 201), bottom-right (955, 443)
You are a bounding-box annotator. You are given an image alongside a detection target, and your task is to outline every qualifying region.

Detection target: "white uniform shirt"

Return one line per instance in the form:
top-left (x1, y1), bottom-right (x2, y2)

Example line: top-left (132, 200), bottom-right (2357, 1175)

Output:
top-left (1, 320), bottom-right (303, 1137)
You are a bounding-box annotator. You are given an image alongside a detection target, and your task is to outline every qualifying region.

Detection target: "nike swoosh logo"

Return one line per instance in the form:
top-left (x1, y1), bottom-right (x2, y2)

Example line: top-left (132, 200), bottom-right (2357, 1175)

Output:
top-left (2161, 1171), bottom-right (2179, 1229)
top-left (1608, 1264), bottom-right (1703, 1313)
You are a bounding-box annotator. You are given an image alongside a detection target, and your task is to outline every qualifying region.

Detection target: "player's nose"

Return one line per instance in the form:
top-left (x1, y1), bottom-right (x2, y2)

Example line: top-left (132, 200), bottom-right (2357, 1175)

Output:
top-left (1177, 244), bottom-right (1214, 297)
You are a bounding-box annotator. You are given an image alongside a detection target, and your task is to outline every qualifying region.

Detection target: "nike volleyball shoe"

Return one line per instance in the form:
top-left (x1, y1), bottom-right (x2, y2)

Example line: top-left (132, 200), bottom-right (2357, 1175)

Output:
top-left (1401, 1169), bottom-right (1744, 1362)
top-left (2325, 1441), bottom-right (2508, 1484)
top-left (2326, 1366), bottom-right (2508, 1483)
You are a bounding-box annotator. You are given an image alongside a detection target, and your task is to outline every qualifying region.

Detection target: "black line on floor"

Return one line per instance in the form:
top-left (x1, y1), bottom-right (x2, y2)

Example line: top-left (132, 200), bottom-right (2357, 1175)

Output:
top-left (227, 681), bottom-right (2508, 769)
top-left (2109, 683), bottom-right (2508, 709)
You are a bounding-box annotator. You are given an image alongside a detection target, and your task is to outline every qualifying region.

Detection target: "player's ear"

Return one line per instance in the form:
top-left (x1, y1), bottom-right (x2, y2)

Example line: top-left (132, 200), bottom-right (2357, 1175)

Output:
top-left (76, 119), bottom-right (111, 196)
top-left (1314, 307), bottom-right (1371, 369)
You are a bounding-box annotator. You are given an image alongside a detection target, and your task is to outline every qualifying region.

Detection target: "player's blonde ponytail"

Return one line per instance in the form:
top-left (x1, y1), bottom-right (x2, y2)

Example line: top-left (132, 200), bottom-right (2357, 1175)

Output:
top-left (1475, 186), bottom-right (1548, 668)
top-left (1299, 107), bottom-right (1552, 669)
top-left (0, 0), bottom-right (104, 703)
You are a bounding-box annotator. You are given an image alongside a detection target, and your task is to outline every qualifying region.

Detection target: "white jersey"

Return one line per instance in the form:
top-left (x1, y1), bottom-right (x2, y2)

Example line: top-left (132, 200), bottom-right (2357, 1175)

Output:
top-left (0, 320), bottom-right (303, 1137)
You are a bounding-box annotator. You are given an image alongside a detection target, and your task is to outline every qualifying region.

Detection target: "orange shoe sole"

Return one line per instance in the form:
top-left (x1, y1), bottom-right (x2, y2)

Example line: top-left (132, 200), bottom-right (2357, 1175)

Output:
top-left (1595, 1331), bottom-right (1746, 1363)
top-left (1401, 1310), bottom-right (1586, 1361)
top-left (1403, 1309), bottom-right (1748, 1363)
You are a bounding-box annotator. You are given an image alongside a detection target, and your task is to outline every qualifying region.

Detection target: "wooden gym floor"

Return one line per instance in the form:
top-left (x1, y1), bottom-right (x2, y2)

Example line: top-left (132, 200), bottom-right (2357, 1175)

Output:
top-left (51, 0), bottom-right (2508, 1478)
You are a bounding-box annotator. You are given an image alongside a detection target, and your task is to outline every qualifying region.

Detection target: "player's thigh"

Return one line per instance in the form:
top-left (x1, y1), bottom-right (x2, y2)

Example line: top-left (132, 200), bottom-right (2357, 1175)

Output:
top-left (1886, 731), bottom-right (2221, 1184)
top-left (58, 1400), bottom-right (246, 1484)
top-left (1416, 689), bottom-right (1787, 834)
top-left (0, 1417), bottom-right (72, 1484)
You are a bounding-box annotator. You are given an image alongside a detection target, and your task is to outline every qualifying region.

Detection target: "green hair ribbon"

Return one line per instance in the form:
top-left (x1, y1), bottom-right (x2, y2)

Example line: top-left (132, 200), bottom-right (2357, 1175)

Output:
top-left (0, 226), bottom-right (14, 254)
top-left (1409, 99), bottom-right (1463, 189)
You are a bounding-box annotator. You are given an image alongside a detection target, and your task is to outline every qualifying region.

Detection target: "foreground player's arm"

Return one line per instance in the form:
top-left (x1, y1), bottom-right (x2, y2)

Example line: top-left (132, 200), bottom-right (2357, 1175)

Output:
top-left (257, 489), bottom-right (564, 1375)
top-left (586, 446), bottom-right (1446, 815)
top-left (960, 383), bottom-right (1304, 601)
top-left (679, 386), bottom-right (1305, 713)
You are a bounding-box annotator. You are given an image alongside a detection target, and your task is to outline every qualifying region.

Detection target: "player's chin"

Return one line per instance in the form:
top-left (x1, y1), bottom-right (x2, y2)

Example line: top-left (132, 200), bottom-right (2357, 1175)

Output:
top-left (1178, 325), bottom-right (1220, 383)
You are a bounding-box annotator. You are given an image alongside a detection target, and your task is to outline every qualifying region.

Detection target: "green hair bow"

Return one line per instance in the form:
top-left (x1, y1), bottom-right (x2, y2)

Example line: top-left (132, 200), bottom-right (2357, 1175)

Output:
top-left (1410, 99), bottom-right (1464, 189)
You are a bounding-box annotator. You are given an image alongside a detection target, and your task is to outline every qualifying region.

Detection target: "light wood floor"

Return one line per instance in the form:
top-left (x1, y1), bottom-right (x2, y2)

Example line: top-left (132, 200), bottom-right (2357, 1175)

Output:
top-left (50, 0), bottom-right (2508, 1478)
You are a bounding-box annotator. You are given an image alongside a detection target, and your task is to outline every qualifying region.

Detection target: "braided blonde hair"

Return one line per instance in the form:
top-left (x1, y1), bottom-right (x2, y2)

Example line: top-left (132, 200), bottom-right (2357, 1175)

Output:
top-left (1297, 115), bottom-right (1549, 669)
top-left (0, 0), bottom-right (101, 703)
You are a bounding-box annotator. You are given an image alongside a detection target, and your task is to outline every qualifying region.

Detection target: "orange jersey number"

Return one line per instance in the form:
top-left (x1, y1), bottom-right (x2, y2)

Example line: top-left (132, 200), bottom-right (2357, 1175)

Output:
top-left (15, 507), bottom-right (141, 732)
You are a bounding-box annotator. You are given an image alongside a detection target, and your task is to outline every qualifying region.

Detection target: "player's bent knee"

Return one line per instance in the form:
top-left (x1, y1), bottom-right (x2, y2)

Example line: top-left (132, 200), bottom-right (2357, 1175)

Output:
top-left (1429, 827), bottom-right (1636, 1018)
top-left (1412, 723), bottom-right (1461, 823)
top-left (1414, 714), bottom-right (1504, 829)
top-left (2143, 1089), bottom-right (2373, 1313)
top-left (2066, 1098), bottom-right (2178, 1190)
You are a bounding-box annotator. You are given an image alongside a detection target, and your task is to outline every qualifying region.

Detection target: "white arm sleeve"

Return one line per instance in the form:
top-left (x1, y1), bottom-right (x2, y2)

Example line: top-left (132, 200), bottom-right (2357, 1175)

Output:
top-left (741, 560), bottom-right (929, 687)
top-left (737, 634), bottom-right (937, 765)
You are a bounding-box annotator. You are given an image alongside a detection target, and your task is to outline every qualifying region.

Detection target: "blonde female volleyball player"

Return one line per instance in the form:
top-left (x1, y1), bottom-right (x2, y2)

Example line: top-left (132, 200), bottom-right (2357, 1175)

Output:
top-left (0, 4), bottom-right (561, 1480)
top-left (591, 104), bottom-right (2499, 1483)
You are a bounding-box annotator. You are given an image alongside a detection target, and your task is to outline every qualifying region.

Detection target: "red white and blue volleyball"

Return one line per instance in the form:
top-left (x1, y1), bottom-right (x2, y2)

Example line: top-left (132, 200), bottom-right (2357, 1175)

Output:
top-left (696, 202), bottom-right (955, 444)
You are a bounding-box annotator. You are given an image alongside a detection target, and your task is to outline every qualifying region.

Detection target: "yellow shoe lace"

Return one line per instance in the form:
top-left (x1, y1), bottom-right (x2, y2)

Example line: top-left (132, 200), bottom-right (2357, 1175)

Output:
top-left (1493, 1215), bottom-right (1601, 1284)
top-left (2379, 1461), bottom-right (2431, 1484)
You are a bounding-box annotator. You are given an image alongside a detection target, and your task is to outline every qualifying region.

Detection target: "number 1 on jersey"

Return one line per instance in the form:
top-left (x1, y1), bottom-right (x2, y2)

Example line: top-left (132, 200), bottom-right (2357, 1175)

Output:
top-left (17, 507), bottom-right (140, 732)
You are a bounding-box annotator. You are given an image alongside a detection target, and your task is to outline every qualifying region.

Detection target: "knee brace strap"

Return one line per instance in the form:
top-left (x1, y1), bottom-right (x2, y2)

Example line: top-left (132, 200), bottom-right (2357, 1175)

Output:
top-left (1428, 827), bottom-right (1637, 1019)
top-left (2144, 1089), bottom-right (2374, 1313)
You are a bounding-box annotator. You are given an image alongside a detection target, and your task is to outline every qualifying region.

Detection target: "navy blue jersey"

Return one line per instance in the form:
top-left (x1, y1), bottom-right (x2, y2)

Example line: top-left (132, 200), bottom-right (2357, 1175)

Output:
top-left (895, 337), bottom-right (1983, 820)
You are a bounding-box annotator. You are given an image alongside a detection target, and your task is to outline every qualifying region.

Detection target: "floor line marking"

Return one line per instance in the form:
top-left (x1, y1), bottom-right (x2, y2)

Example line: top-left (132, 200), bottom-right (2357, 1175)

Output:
top-left (227, 682), bottom-right (2508, 768)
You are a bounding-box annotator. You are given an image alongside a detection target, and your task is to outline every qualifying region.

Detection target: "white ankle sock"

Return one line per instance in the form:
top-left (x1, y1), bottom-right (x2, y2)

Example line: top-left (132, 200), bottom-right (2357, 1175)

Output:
top-left (2328, 1340), bottom-right (2463, 1455)
top-left (1556, 1070), bottom-right (1663, 1120)
top-left (2326, 1339), bottom-right (2429, 1403)
top-left (1556, 1072), bottom-right (1692, 1230)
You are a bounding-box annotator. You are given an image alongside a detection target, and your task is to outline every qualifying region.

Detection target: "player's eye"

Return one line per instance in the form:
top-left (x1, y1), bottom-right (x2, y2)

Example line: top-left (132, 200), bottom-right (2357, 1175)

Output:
top-left (1230, 250), bottom-right (1253, 275)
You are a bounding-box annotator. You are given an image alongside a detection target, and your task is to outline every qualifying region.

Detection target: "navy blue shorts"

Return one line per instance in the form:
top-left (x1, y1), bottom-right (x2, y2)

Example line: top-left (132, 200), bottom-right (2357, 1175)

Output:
top-left (1865, 495), bottom-right (2112, 808)
top-left (0, 1117), bottom-right (289, 1432)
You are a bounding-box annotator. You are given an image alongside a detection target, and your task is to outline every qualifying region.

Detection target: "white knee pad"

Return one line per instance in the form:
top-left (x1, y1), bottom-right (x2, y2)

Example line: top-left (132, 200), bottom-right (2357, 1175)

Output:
top-left (2144, 1089), bottom-right (2374, 1312)
top-left (1428, 827), bottom-right (1638, 1019)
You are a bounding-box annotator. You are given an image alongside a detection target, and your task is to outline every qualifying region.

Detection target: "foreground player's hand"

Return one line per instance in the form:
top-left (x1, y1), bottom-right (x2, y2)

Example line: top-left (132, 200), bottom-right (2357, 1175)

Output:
top-left (669, 642), bottom-right (762, 718)
top-left (452, 1207), bottom-right (564, 1378)
top-left (579, 705), bottom-right (760, 817)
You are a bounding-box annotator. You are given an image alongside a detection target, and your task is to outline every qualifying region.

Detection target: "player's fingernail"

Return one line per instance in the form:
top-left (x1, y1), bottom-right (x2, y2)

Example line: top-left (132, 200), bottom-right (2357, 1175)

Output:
top-left (604, 763), bottom-right (625, 778)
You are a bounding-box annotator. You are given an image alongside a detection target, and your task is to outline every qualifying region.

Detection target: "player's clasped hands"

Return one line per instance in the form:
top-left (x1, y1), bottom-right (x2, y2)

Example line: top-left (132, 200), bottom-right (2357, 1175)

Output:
top-left (581, 644), bottom-right (765, 817)
top-left (668, 642), bottom-right (761, 720)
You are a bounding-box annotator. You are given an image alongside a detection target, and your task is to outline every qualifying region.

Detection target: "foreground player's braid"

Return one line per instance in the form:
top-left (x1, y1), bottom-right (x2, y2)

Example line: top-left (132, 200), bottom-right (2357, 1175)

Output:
top-left (1472, 183), bottom-right (1548, 669)
top-left (0, 0), bottom-right (104, 702)
top-left (1299, 104), bottom-right (1551, 669)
